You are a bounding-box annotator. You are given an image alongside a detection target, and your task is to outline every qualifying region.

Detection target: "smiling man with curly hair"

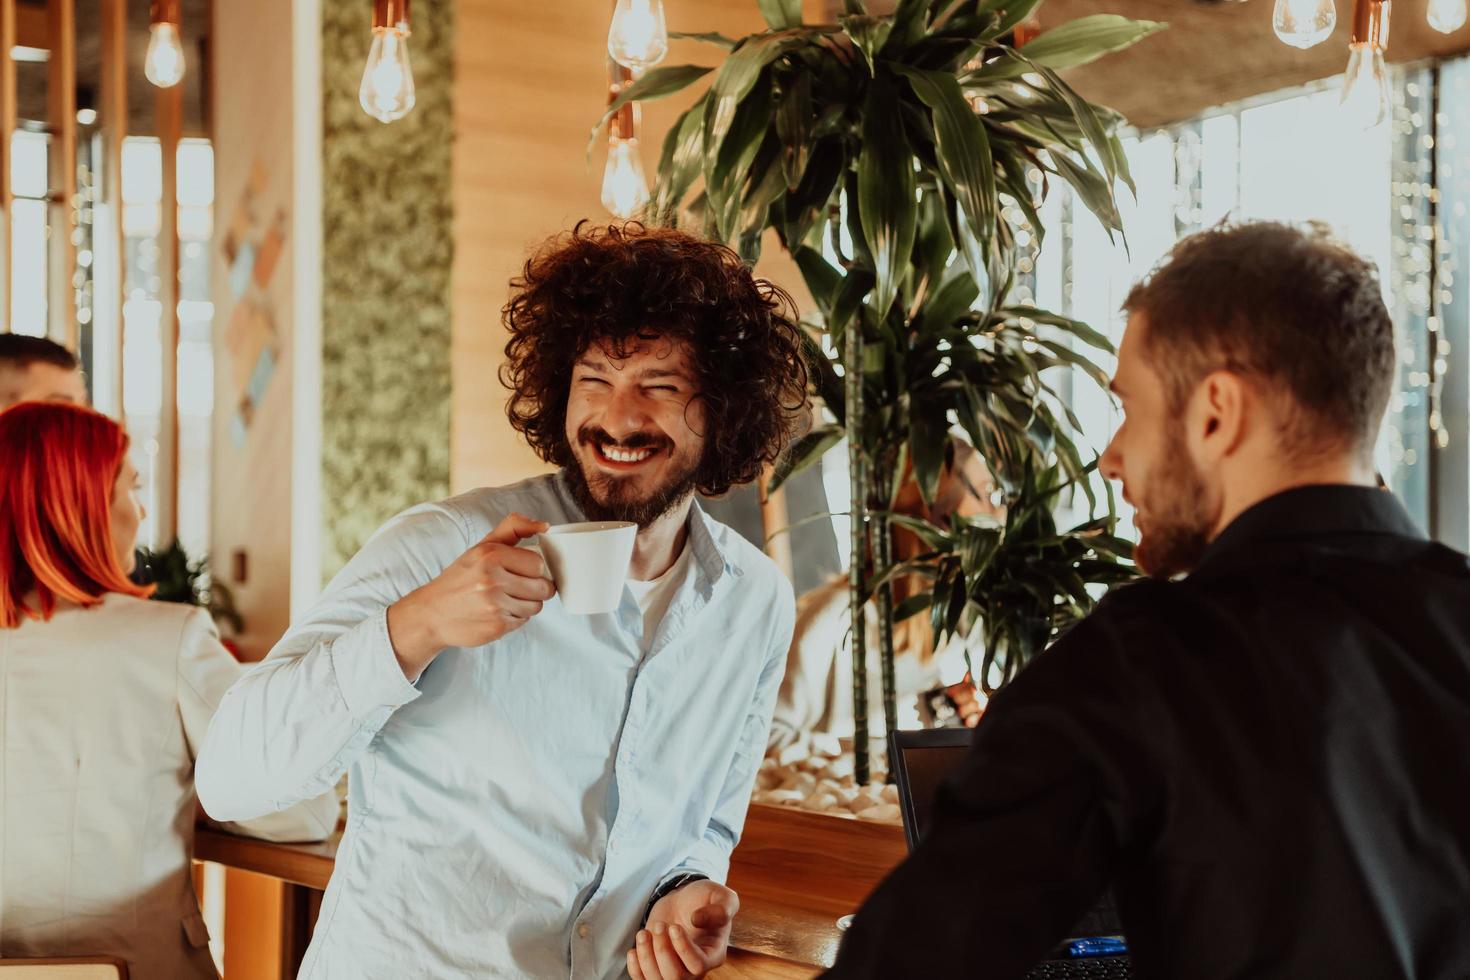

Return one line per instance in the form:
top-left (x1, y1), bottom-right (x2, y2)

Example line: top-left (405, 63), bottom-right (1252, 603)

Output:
top-left (197, 223), bottom-right (810, 980)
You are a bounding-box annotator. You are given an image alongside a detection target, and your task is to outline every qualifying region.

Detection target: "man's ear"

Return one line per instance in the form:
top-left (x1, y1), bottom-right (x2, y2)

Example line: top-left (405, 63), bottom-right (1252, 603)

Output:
top-left (1190, 370), bottom-right (1249, 465)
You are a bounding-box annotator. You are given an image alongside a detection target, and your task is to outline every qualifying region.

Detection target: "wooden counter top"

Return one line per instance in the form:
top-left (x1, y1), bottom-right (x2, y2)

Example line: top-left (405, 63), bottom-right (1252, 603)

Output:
top-left (196, 807), bottom-right (896, 975)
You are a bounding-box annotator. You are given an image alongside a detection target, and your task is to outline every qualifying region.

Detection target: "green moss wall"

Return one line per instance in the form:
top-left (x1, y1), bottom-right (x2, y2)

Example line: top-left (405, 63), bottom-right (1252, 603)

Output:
top-left (321, 0), bottom-right (454, 578)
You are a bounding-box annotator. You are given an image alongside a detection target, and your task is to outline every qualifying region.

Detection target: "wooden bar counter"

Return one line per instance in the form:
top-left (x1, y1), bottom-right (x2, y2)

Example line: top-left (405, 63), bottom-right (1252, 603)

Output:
top-left (196, 804), bottom-right (906, 979)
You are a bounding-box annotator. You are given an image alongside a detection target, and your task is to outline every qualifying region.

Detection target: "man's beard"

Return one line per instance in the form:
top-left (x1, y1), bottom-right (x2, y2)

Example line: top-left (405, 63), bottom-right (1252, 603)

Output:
top-left (1133, 421), bottom-right (1214, 580)
top-left (565, 425), bottom-right (702, 529)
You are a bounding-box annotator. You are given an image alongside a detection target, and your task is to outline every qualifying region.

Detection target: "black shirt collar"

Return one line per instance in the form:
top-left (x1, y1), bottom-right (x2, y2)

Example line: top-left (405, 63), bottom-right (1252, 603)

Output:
top-left (1193, 484), bottom-right (1424, 576)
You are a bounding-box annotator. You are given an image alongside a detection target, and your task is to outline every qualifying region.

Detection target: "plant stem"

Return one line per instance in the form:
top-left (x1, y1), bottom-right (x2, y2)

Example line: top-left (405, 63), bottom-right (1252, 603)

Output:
top-left (846, 315), bottom-right (870, 787)
top-left (873, 503), bottom-right (898, 756)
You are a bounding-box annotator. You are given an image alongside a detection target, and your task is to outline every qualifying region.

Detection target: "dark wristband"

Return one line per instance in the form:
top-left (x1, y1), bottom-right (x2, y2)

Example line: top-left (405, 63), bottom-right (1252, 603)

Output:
top-left (641, 872), bottom-right (709, 927)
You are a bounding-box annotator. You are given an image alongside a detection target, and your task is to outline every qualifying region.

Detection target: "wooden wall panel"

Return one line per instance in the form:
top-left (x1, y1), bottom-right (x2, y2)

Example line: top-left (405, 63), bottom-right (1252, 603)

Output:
top-left (209, 0), bottom-right (297, 660)
top-left (449, 0), bottom-right (819, 494)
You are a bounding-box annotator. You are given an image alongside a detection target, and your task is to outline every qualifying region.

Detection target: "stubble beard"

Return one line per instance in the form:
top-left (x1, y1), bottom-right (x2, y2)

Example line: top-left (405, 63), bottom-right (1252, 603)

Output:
top-left (565, 425), bottom-right (703, 529)
top-left (1134, 422), bottom-right (1214, 580)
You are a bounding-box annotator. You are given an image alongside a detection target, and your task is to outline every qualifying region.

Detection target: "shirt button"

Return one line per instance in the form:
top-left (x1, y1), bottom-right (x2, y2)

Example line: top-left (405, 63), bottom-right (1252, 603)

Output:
top-left (578, 923), bottom-right (590, 939)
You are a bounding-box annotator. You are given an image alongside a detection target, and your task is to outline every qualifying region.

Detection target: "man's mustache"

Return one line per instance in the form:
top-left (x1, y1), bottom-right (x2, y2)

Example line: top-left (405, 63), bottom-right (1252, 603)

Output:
top-left (578, 425), bottom-right (671, 454)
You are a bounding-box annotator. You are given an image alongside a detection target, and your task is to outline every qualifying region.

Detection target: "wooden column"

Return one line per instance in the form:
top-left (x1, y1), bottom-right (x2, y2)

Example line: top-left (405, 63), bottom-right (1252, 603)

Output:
top-left (0, 0), bottom-right (16, 329)
top-left (46, 0), bottom-right (77, 349)
top-left (100, 0), bottom-right (129, 416)
top-left (157, 81), bottom-right (182, 544)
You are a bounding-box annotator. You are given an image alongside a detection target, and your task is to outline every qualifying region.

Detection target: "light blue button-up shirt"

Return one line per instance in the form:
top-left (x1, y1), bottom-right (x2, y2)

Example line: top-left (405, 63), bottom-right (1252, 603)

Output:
top-left (196, 472), bottom-right (795, 979)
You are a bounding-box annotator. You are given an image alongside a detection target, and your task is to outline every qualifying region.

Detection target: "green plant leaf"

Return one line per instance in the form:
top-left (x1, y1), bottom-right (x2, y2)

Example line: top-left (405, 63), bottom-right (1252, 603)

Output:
top-left (775, 72), bottom-right (813, 189)
top-left (651, 94), bottom-right (710, 221)
top-left (704, 30), bottom-right (814, 158)
top-left (988, 0), bottom-right (1043, 38)
top-left (670, 31), bottom-right (738, 49)
top-left (829, 267), bottom-right (877, 342)
top-left (799, 328), bottom-right (846, 424)
top-left (917, 265), bottom-right (979, 335)
top-left (888, 513), bottom-right (955, 550)
top-left (909, 400), bottom-right (948, 504)
top-left (998, 304), bottom-right (1114, 353)
top-left (777, 139), bottom-right (844, 249)
top-left (840, 14), bottom-right (894, 74)
top-left (975, 16), bottom-right (1164, 80)
top-left (893, 592), bottom-right (935, 622)
top-left (759, 0), bottom-right (804, 30)
top-left (1048, 151), bottom-right (1122, 238)
top-left (794, 245), bottom-right (842, 317)
top-left (857, 77), bottom-right (918, 318)
top-left (884, 0), bottom-right (934, 53)
top-left (707, 74), bottom-right (776, 239)
top-left (588, 65), bottom-right (714, 157)
top-left (770, 423), bottom-right (844, 492)
top-left (892, 64), bottom-right (995, 289)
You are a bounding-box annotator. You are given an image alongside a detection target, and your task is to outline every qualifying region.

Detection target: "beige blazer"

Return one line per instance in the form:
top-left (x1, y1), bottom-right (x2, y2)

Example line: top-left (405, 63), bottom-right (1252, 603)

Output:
top-left (0, 594), bottom-right (339, 979)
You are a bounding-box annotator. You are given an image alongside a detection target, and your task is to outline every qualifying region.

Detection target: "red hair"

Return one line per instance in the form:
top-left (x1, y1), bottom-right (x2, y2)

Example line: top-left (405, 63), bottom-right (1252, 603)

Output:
top-left (0, 402), bottom-right (152, 627)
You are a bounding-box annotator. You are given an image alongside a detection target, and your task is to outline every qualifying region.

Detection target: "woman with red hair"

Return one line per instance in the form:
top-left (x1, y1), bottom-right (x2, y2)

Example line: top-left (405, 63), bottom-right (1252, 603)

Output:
top-left (0, 402), bottom-right (337, 978)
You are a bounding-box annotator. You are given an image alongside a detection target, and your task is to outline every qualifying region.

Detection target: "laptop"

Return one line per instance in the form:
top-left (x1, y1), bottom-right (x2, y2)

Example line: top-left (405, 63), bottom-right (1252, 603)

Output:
top-left (889, 727), bottom-right (1133, 979)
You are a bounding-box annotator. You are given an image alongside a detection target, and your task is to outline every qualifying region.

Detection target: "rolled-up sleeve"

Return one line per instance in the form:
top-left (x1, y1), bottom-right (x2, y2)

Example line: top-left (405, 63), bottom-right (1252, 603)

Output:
top-left (665, 579), bottom-right (796, 887)
top-left (195, 503), bottom-right (470, 823)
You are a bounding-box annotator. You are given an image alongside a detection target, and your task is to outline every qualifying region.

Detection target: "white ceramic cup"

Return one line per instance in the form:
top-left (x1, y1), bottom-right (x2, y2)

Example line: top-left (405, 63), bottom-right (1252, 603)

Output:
top-left (535, 521), bottom-right (638, 615)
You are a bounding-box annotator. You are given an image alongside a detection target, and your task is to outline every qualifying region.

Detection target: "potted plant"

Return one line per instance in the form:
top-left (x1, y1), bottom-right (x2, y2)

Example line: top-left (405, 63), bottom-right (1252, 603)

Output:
top-left (135, 540), bottom-right (246, 656)
top-left (596, 0), bottom-right (1158, 783)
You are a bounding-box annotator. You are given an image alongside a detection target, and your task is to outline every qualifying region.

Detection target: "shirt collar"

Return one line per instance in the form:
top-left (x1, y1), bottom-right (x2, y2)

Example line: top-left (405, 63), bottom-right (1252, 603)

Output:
top-left (1194, 483), bottom-right (1424, 575)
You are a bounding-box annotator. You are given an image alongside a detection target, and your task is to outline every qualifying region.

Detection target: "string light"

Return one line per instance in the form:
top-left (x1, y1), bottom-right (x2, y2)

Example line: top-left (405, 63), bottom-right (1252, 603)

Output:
top-left (1341, 0), bottom-right (1391, 130)
top-left (145, 0), bottom-right (186, 88)
top-left (360, 0), bottom-right (417, 124)
top-left (601, 64), bottom-right (649, 220)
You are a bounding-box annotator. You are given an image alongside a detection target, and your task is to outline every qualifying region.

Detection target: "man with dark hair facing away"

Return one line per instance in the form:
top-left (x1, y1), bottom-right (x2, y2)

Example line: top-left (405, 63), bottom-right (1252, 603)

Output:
top-left (824, 221), bottom-right (1470, 980)
top-left (197, 224), bottom-right (810, 980)
top-left (0, 333), bottom-right (86, 409)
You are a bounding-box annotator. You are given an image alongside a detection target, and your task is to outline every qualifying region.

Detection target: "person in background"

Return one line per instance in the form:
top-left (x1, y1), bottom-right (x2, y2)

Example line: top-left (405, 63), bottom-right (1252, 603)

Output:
top-left (0, 403), bottom-right (338, 980)
top-left (823, 221), bottom-right (1470, 979)
top-left (196, 224), bottom-right (810, 980)
top-left (769, 440), bottom-right (995, 751)
top-left (0, 333), bottom-right (87, 409)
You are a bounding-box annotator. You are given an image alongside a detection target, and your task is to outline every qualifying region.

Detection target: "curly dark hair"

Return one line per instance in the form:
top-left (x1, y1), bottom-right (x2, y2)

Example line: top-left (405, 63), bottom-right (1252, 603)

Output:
top-left (500, 222), bottom-right (810, 497)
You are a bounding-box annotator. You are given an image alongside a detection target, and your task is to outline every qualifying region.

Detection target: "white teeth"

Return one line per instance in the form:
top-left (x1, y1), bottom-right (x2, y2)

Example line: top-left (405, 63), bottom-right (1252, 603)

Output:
top-left (602, 446), bottom-right (654, 464)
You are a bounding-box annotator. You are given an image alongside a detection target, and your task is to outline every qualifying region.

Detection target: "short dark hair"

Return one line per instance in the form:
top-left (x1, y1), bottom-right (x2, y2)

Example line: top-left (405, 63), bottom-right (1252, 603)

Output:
top-left (1124, 221), bottom-right (1395, 460)
top-left (0, 334), bottom-right (79, 372)
top-left (500, 223), bottom-right (810, 496)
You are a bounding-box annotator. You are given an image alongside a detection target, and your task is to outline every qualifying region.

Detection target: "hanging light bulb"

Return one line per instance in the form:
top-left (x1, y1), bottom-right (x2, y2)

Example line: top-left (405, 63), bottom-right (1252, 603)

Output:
top-left (1273, 0), bottom-right (1337, 48)
top-left (145, 0), bottom-right (186, 88)
top-left (602, 139), bottom-right (650, 219)
top-left (601, 69), bottom-right (649, 220)
top-left (608, 0), bottom-right (668, 71)
top-left (1341, 0), bottom-right (1391, 129)
top-left (1428, 0), bottom-right (1467, 33)
top-left (359, 0), bottom-right (417, 124)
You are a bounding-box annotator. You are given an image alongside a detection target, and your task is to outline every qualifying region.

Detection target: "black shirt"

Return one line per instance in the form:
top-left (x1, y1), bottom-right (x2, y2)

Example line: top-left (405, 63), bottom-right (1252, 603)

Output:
top-left (823, 486), bottom-right (1470, 980)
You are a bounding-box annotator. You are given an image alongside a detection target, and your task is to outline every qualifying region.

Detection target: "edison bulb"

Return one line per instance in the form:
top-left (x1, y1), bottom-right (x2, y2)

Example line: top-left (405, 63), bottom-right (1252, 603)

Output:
top-left (1273, 0), bottom-right (1337, 48)
top-left (608, 0), bottom-right (668, 71)
top-left (1340, 44), bottom-right (1390, 129)
top-left (601, 139), bottom-right (650, 220)
top-left (144, 22), bottom-right (186, 88)
top-left (1428, 0), bottom-right (1468, 33)
top-left (359, 29), bottom-right (416, 123)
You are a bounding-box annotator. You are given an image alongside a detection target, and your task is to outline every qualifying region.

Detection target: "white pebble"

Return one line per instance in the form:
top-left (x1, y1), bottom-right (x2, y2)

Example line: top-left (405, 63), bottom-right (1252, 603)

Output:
top-left (810, 733), bottom-right (843, 758)
top-left (880, 784), bottom-right (899, 804)
top-left (856, 803), bottom-right (903, 823)
top-left (777, 741), bottom-right (810, 768)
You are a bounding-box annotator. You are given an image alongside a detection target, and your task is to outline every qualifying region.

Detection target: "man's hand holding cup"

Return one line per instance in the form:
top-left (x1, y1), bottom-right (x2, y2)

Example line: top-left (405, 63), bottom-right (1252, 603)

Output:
top-left (387, 513), bottom-right (555, 679)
